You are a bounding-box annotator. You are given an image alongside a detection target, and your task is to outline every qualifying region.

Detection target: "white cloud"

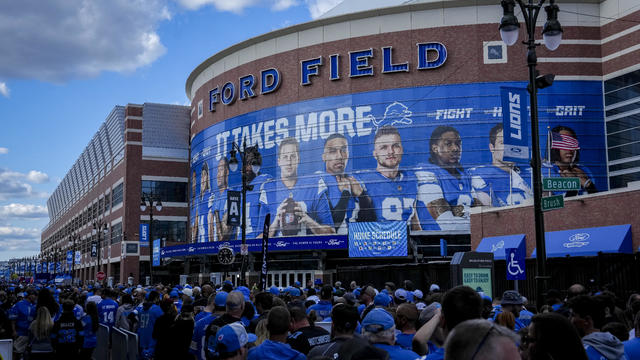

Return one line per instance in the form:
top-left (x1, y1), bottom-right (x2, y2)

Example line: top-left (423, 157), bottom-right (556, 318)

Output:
top-left (0, 168), bottom-right (49, 200)
top-left (305, 0), bottom-right (342, 18)
top-left (26, 170), bottom-right (49, 184)
top-left (176, 0), bottom-right (260, 13)
top-left (0, 204), bottom-right (48, 219)
top-left (0, 147), bottom-right (7, 154)
top-left (0, 226), bottom-right (40, 251)
top-left (272, 0), bottom-right (298, 11)
top-left (0, 1), bottom-right (171, 82)
top-left (0, 82), bottom-right (8, 97)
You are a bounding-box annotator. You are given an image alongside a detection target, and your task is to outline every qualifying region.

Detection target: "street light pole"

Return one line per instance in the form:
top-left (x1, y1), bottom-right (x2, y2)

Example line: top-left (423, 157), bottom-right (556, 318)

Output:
top-left (141, 192), bottom-right (162, 286)
top-left (499, 0), bottom-right (563, 309)
top-left (92, 219), bottom-right (108, 283)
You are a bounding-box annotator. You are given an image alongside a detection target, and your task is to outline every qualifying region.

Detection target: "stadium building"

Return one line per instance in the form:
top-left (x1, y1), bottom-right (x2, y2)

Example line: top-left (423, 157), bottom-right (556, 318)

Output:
top-left (182, 0), bottom-right (640, 287)
top-left (41, 103), bottom-right (190, 285)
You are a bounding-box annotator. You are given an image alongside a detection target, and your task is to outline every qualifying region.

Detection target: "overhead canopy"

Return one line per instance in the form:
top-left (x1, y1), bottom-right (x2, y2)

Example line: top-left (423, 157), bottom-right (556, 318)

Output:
top-left (476, 234), bottom-right (526, 260)
top-left (531, 224), bottom-right (632, 258)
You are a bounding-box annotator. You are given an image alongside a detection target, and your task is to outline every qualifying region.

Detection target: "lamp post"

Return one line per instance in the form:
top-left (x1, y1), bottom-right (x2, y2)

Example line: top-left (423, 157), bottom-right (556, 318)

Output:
top-left (229, 142), bottom-right (261, 286)
top-left (499, 0), bottom-right (563, 308)
top-left (68, 232), bottom-right (78, 282)
top-left (92, 219), bottom-right (108, 282)
top-left (141, 192), bottom-right (162, 286)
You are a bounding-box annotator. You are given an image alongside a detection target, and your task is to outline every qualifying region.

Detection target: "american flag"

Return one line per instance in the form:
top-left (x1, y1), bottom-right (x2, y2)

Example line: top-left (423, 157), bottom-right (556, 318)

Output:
top-left (551, 132), bottom-right (579, 150)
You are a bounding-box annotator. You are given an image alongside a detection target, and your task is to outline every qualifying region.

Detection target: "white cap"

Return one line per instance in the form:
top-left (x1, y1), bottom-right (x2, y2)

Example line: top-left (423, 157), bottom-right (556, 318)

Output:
top-left (429, 284), bottom-right (440, 292)
top-left (183, 288), bottom-right (193, 297)
top-left (413, 289), bottom-right (424, 299)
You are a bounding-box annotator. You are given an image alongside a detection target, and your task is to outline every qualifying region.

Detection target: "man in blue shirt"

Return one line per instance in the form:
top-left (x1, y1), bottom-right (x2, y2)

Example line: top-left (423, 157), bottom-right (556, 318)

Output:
top-left (357, 126), bottom-right (421, 230)
top-left (468, 123), bottom-right (532, 207)
top-left (136, 291), bottom-right (164, 359)
top-left (490, 290), bottom-right (526, 332)
top-left (210, 157), bottom-right (235, 242)
top-left (265, 137), bottom-right (335, 237)
top-left (248, 306), bottom-right (305, 360)
top-left (316, 133), bottom-right (375, 234)
top-left (8, 288), bottom-right (36, 356)
top-left (624, 313), bottom-right (640, 359)
top-left (307, 285), bottom-right (333, 321)
top-left (362, 308), bottom-right (420, 360)
top-left (97, 288), bottom-right (118, 330)
top-left (416, 126), bottom-right (476, 231)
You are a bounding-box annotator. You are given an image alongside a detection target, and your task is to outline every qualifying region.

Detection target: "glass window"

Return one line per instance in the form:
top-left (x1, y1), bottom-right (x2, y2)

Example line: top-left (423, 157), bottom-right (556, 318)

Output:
top-left (608, 142), bottom-right (640, 161)
top-left (605, 69), bottom-right (640, 93)
top-left (610, 160), bottom-right (640, 172)
top-left (112, 183), bottom-right (123, 207)
top-left (104, 193), bottom-right (110, 213)
top-left (607, 128), bottom-right (640, 147)
top-left (141, 181), bottom-right (188, 203)
top-left (605, 101), bottom-right (640, 117)
top-left (98, 197), bottom-right (104, 216)
top-left (111, 222), bottom-right (122, 245)
top-left (610, 171), bottom-right (640, 189)
top-left (141, 220), bottom-right (187, 243)
top-left (606, 115), bottom-right (640, 134)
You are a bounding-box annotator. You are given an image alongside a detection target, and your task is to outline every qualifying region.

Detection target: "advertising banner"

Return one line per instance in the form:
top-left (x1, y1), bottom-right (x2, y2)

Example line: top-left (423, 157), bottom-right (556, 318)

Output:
top-left (348, 221), bottom-right (407, 257)
top-left (259, 214), bottom-right (271, 292)
top-left (66, 251), bottom-right (73, 267)
top-left (152, 239), bottom-right (161, 267)
top-left (75, 251), bottom-right (81, 265)
top-left (140, 223), bottom-right (150, 247)
top-left (500, 87), bottom-right (529, 162)
top-left (463, 268), bottom-right (493, 295)
top-left (190, 81), bottom-right (606, 246)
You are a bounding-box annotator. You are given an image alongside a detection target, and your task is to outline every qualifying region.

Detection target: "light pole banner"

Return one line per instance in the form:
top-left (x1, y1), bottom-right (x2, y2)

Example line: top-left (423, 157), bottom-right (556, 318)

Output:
top-left (348, 221), bottom-right (407, 257)
top-left (75, 251), bottom-right (81, 265)
top-left (66, 251), bottom-right (73, 267)
top-left (152, 239), bottom-right (161, 267)
top-left (140, 223), bottom-right (150, 247)
top-left (501, 86), bottom-right (530, 162)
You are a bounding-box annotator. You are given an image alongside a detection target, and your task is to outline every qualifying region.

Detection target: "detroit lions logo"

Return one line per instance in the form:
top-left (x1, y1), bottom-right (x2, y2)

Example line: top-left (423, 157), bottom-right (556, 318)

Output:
top-left (373, 101), bottom-right (413, 130)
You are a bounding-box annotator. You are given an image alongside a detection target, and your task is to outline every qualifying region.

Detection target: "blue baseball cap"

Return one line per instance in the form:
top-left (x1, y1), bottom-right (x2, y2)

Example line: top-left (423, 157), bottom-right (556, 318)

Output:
top-left (373, 293), bottom-right (391, 307)
top-left (215, 292), bottom-right (229, 307)
top-left (169, 290), bottom-right (179, 298)
top-left (210, 322), bottom-right (257, 354)
top-left (362, 308), bottom-right (395, 333)
top-left (294, 281), bottom-right (301, 287)
top-left (236, 286), bottom-right (251, 301)
top-left (288, 287), bottom-right (301, 297)
top-left (269, 286), bottom-right (279, 295)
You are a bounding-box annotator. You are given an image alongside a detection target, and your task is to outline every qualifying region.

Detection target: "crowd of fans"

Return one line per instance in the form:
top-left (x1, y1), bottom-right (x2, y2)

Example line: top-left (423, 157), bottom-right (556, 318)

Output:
top-left (0, 278), bottom-right (639, 360)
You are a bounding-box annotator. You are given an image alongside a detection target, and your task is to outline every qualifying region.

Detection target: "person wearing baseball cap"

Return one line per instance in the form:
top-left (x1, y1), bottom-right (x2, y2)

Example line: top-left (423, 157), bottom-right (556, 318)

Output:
top-left (362, 308), bottom-right (420, 360)
top-left (210, 322), bottom-right (257, 359)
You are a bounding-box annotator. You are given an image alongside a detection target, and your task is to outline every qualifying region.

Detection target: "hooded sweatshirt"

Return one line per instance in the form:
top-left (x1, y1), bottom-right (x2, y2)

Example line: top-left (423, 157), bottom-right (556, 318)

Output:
top-left (248, 339), bottom-right (306, 360)
top-left (583, 332), bottom-right (628, 360)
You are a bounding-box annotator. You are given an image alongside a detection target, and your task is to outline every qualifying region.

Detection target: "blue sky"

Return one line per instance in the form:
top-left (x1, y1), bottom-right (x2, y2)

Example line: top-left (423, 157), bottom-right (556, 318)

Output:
top-left (0, 0), bottom-right (343, 261)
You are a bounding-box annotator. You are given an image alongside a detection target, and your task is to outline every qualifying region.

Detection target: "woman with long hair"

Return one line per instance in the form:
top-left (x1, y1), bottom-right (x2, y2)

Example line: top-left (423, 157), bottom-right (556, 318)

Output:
top-left (526, 312), bottom-right (588, 360)
top-left (80, 301), bottom-right (99, 360)
top-left (548, 125), bottom-right (597, 196)
top-left (27, 307), bottom-right (54, 359)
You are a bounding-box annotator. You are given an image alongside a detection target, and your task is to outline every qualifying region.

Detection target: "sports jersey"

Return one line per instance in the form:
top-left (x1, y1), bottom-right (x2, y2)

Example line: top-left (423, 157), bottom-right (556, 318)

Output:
top-left (307, 300), bottom-right (332, 321)
top-left (8, 299), bottom-right (36, 336)
top-left (287, 325), bottom-right (331, 354)
top-left (624, 337), bottom-right (640, 360)
top-left (373, 343), bottom-right (421, 360)
top-left (395, 332), bottom-right (415, 350)
top-left (243, 173), bottom-right (274, 239)
top-left (137, 303), bottom-right (164, 356)
top-left (355, 170), bottom-right (418, 223)
top-left (190, 313), bottom-right (216, 360)
top-left (315, 172), bottom-right (360, 234)
top-left (52, 312), bottom-right (84, 355)
top-left (415, 163), bottom-right (473, 231)
top-left (468, 165), bottom-right (532, 207)
top-left (263, 175), bottom-right (334, 236)
top-left (211, 188), bottom-right (237, 241)
top-left (97, 298), bottom-right (118, 330)
top-left (196, 189), bottom-right (213, 243)
top-left (80, 314), bottom-right (97, 348)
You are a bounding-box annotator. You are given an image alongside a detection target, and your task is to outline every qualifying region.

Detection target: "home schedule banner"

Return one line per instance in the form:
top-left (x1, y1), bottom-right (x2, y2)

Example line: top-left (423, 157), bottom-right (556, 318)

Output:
top-left (348, 221), bottom-right (407, 258)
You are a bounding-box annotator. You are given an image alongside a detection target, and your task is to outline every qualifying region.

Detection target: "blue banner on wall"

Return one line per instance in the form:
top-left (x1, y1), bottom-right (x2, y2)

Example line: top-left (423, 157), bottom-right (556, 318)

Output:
top-left (140, 223), bottom-right (150, 247)
top-left (500, 87), bottom-right (529, 162)
top-left (152, 239), bottom-right (161, 266)
top-left (348, 221), bottom-right (407, 257)
top-left (66, 251), bottom-right (73, 267)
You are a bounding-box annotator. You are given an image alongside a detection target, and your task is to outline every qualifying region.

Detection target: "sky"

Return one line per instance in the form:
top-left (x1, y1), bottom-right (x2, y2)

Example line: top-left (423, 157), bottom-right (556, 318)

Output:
top-left (0, 0), bottom-right (344, 261)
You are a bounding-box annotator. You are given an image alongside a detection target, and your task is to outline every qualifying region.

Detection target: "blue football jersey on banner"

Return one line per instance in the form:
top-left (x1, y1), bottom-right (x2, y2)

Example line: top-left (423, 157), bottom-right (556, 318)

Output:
top-left (316, 172), bottom-right (358, 234)
top-left (468, 165), bottom-right (532, 207)
top-left (241, 173), bottom-right (273, 239)
top-left (263, 176), bottom-right (334, 236)
top-left (355, 170), bottom-right (417, 223)
top-left (415, 163), bottom-right (473, 231)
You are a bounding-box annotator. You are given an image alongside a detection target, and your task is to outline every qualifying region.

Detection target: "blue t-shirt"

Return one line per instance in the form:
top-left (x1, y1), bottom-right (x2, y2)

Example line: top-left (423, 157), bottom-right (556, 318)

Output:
top-left (426, 346), bottom-right (445, 360)
top-left (194, 310), bottom-right (212, 323)
top-left (468, 165), bottom-right (532, 207)
top-left (8, 299), bottom-right (36, 336)
top-left (97, 298), bottom-right (118, 329)
top-left (374, 343), bottom-right (421, 360)
top-left (137, 303), bottom-right (164, 354)
top-left (80, 314), bottom-right (97, 348)
top-left (247, 339), bottom-right (306, 360)
top-left (356, 170), bottom-right (417, 223)
top-left (307, 300), bottom-right (332, 321)
top-left (519, 309), bottom-right (534, 328)
top-left (624, 337), bottom-right (640, 360)
top-left (415, 163), bottom-right (473, 231)
top-left (263, 176), bottom-right (334, 236)
top-left (395, 333), bottom-right (414, 350)
top-left (190, 313), bottom-right (216, 360)
top-left (196, 189), bottom-right (213, 243)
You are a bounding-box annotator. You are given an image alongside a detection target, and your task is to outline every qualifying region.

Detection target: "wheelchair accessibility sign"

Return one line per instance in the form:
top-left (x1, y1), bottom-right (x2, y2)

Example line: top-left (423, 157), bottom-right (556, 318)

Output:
top-left (506, 248), bottom-right (526, 280)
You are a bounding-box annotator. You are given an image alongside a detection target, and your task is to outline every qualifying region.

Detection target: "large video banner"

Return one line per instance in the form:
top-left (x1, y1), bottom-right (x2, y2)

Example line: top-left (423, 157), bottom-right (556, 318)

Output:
top-left (190, 81), bottom-right (606, 243)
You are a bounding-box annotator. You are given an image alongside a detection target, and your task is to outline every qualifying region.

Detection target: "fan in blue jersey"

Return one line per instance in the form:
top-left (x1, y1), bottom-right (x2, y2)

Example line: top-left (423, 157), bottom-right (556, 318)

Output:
top-left (356, 126), bottom-right (421, 229)
top-left (97, 289), bottom-right (118, 330)
top-left (266, 137), bottom-right (335, 237)
top-left (194, 161), bottom-right (213, 243)
top-left (316, 133), bottom-right (375, 234)
top-left (544, 125), bottom-right (598, 197)
top-left (416, 126), bottom-right (476, 231)
top-left (468, 124), bottom-right (533, 207)
top-left (231, 145), bottom-right (273, 239)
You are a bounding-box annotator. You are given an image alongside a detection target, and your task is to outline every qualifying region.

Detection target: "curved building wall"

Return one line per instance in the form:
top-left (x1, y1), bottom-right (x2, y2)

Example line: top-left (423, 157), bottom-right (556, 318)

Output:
top-left (185, 1), bottom-right (639, 248)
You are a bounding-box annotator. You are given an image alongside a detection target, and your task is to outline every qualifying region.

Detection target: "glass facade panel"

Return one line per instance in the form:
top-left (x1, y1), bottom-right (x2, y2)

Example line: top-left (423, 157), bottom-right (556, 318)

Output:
top-left (141, 181), bottom-right (188, 203)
